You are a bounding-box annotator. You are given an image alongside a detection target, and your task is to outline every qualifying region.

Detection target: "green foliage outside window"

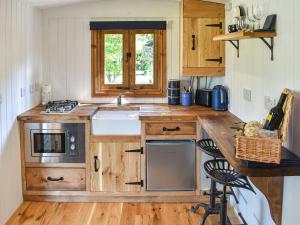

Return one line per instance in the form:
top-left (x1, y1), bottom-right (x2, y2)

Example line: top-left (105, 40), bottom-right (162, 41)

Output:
top-left (104, 33), bottom-right (154, 85)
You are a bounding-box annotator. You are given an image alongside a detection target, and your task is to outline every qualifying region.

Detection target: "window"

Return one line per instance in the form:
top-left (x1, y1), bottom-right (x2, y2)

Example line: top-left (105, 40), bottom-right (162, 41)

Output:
top-left (91, 22), bottom-right (166, 97)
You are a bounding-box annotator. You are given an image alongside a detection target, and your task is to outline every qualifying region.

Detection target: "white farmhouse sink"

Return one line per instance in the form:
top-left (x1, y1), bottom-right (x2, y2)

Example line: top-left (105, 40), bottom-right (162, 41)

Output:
top-left (92, 110), bottom-right (141, 135)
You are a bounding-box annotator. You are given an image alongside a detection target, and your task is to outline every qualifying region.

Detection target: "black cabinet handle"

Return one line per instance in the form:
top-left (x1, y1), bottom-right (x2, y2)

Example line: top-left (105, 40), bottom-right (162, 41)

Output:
top-left (205, 57), bottom-right (223, 63)
top-left (47, 176), bottom-right (64, 182)
top-left (94, 156), bottom-right (100, 172)
top-left (163, 127), bottom-right (180, 132)
top-left (192, 35), bottom-right (196, 50)
top-left (206, 22), bottom-right (223, 29)
top-left (125, 147), bottom-right (143, 154)
top-left (125, 180), bottom-right (144, 187)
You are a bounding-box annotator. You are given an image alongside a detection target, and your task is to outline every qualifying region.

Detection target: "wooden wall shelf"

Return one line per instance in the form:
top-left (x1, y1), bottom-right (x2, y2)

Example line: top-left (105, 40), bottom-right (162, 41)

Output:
top-left (213, 31), bottom-right (277, 60)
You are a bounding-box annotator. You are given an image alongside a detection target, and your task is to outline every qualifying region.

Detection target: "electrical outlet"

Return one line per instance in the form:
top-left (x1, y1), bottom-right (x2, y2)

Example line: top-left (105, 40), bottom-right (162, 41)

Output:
top-left (264, 96), bottom-right (276, 110)
top-left (243, 88), bottom-right (252, 102)
top-left (30, 84), bottom-right (34, 94)
top-left (21, 87), bottom-right (26, 98)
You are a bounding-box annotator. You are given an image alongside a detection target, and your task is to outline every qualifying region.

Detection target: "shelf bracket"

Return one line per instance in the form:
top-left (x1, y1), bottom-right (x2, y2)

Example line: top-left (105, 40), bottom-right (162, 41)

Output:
top-left (260, 37), bottom-right (274, 61)
top-left (229, 40), bottom-right (239, 58)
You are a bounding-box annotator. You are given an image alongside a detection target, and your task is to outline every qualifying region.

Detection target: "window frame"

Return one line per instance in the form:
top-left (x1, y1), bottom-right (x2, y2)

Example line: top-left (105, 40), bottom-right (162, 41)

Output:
top-left (91, 29), bottom-right (166, 97)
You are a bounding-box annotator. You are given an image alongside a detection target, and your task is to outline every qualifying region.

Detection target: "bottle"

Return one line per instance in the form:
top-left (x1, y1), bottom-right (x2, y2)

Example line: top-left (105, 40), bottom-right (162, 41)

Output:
top-left (263, 93), bottom-right (287, 130)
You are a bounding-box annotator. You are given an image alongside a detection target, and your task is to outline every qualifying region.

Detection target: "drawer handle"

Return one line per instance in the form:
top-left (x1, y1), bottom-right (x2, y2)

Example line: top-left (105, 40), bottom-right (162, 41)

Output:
top-left (192, 35), bottom-right (196, 50)
top-left (162, 127), bottom-right (180, 132)
top-left (47, 176), bottom-right (64, 182)
top-left (94, 156), bottom-right (100, 172)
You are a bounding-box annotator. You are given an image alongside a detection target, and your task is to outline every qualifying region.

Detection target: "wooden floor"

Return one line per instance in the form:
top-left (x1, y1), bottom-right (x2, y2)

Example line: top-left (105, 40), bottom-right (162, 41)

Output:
top-left (5, 202), bottom-right (231, 225)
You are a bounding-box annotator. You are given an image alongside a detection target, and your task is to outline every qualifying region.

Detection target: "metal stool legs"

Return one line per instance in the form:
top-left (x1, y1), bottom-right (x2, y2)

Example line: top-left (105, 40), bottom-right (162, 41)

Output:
top-left (191, 179), bottom-right (221, 225)
top-left (220, 185), bottom-right (229, 225)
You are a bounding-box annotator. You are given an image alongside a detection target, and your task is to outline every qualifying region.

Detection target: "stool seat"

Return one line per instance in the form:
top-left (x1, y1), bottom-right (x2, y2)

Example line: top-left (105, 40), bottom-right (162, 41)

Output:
top-left (198, 139), bottom-right (224, 159)
top-left (204, 159), bottom-right (255, 193)
top-left (204, 159), bottom-right (255, 225)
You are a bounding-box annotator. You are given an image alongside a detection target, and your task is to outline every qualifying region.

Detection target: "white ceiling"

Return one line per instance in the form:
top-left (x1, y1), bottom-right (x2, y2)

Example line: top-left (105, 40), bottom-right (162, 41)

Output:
top-left (28, 0), bottom-right (96, 9)
top-left (28, 0), bottom-right (182, 9)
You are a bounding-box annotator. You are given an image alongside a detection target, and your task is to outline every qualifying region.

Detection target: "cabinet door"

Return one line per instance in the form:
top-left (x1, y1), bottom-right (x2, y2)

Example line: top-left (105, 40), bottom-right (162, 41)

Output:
top-left (91, 142), bottom-right (141, 192)
top-left (182, 18), bottom-right (224, 74)
top-left (198, 18), bottom-right (224, 68)
top-left (183, 18), bottom-right (197, 68)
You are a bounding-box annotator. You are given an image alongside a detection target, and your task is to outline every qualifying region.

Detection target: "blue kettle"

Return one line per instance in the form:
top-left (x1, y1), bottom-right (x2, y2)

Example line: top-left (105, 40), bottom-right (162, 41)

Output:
top-left (212, 85), bottom-right (228, 111)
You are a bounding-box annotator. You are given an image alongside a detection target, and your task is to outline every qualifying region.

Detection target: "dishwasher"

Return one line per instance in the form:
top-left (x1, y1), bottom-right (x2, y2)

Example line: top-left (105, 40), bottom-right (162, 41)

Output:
top-left (146, 140), bottom-right (196, 191)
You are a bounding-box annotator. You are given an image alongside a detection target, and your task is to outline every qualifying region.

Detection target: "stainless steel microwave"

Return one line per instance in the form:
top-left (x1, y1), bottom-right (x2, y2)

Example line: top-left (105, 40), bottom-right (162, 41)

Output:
top-left (24, 122), bottom-right (85, 163)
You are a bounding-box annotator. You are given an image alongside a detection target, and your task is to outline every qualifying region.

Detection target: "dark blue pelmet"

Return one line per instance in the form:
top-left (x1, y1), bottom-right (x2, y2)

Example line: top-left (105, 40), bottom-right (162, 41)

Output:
top-left (89, 21), bottom-right (167, 30)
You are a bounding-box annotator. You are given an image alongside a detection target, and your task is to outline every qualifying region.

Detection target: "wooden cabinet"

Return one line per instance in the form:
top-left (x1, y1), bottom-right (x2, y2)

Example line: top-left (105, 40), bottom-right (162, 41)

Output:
top-left (181, 0), bottom-right (225, 76)
top-left (26, 168), bottom-right (86, 191)
top-left (90, 142), bottom-right (142, 192)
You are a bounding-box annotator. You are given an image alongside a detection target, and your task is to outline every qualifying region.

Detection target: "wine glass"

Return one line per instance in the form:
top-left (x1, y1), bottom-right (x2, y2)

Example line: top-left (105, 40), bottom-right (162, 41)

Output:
top-left (246, 5), bottom-right (256, 31)
top-left (253, 4), bottom-right (264, 29)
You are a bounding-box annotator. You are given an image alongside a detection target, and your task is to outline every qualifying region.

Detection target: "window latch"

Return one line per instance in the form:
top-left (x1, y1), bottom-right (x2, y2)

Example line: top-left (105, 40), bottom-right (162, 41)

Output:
top-left (126, 52), bottom-right (131, 62)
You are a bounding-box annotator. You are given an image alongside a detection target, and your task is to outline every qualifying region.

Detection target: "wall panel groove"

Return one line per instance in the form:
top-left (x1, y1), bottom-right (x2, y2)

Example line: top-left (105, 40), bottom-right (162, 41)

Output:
top-left (0, 1), bottom-right (43, 224)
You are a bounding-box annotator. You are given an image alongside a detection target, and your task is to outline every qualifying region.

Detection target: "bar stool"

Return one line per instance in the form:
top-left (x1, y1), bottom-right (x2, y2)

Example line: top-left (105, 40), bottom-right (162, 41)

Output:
top-left (204, 159), bottom-right (256, 225)
top-left (191, 139), bottom-right (239, 225)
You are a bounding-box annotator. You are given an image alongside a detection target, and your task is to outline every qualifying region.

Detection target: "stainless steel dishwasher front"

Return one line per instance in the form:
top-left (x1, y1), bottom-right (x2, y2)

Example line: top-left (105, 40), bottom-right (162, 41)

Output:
top-left (146, 140), bottom-right (196, 191)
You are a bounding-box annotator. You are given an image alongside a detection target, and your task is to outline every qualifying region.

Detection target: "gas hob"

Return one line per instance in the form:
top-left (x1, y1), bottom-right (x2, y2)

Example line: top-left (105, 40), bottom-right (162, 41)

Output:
top-left (41, 100), bottom-right (79, 114)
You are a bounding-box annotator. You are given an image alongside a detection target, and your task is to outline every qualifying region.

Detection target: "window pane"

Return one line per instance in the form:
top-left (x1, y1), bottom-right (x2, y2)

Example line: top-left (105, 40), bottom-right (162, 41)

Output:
top-left (104, 34), bottom-right (123, 84)
top-left (135, 34), bottom-right (154, 85)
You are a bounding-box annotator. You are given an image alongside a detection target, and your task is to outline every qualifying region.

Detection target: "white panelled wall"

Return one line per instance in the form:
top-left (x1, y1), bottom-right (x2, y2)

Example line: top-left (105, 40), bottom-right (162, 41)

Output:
top-left (41, 0), bottom-right (181, 103)
top-left (226, 0), bottom-right (300, 225)
top-left (0, 0), bottom-right (43, 224)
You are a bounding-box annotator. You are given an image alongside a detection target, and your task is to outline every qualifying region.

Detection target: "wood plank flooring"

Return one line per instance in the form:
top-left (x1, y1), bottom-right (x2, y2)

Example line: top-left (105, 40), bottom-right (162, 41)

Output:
top-left (5, 202), bottom-right (228, 225)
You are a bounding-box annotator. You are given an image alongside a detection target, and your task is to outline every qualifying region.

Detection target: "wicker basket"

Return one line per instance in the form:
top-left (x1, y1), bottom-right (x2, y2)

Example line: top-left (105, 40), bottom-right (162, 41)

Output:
top-left (235, 89), bottom-right (294, 164)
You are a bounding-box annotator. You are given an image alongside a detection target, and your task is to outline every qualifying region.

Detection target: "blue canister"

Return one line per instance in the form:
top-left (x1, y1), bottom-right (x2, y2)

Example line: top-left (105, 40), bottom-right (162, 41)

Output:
top-left (168, 79), bottom-right (180, 105)
top-left (180, 92), bottom-right (192, 106)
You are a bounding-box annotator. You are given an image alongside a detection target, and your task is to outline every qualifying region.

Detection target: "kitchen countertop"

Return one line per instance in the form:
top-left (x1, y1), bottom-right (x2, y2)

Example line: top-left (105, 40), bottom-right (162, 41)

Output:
top-left (17, 103), bottom-right (227, 121)
top-left (17, 104), bottom-right (99, 121)
top-left (17, 103), bottom-right (300, 177)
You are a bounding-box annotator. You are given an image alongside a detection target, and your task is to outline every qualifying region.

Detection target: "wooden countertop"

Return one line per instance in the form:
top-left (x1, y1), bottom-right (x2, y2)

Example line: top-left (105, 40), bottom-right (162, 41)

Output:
top-left (18, 103), bottom-right (300, 177)
top-left (17, 104), bottom-right (224, 122)
top-left (199, 114), bottom-right (300, 177)
top-left (17, 104), bottom-right (98, 121)
top-left (138, 105), bottom-right (227, 121)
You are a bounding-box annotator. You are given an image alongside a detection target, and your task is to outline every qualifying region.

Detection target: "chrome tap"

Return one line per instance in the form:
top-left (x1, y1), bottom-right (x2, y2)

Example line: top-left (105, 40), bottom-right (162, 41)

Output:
top-left (117, 96), bottom-right (122, 105)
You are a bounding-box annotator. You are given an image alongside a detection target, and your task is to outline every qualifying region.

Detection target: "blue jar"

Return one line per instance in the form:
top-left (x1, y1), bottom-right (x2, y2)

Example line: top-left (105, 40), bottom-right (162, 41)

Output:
top-left (180, 92), bottom-right (192, 106)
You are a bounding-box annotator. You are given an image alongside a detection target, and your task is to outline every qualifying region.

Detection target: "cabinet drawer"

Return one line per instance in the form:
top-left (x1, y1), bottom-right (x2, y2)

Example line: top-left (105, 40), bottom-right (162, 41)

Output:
top-left (145, 122), bottom-right (196, 135)
top-left (26, 168), bottom-right (86, 191)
